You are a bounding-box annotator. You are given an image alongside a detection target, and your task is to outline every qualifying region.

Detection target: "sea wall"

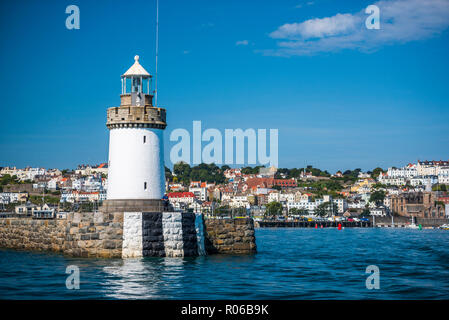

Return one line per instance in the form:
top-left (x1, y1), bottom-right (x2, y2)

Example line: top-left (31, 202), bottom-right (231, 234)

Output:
top-left (0, 212), bottom-right (123, 258)
top-left (372, 216), bottom-right (449, 227)
top-left (0, 213), bottom-right (256, 257)
top-left (203, 218), bottom-right (257, 254)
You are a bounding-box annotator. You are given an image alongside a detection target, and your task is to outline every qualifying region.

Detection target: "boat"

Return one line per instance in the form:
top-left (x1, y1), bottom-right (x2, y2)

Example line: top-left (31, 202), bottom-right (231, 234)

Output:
top-left (438, 224), bottom-right (449, 230)
top-left (406, 216), bottom-right (420, 229)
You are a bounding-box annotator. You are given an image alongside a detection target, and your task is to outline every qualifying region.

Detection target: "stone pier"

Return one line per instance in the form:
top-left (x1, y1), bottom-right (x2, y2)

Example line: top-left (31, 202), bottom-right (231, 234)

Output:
top-left (0, 213), bottom-right (256, 258)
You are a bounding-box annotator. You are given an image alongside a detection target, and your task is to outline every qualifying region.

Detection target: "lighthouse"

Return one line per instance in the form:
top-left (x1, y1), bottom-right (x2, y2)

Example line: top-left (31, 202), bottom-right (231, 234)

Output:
top-left (102, 55), bottom-right (167, 213)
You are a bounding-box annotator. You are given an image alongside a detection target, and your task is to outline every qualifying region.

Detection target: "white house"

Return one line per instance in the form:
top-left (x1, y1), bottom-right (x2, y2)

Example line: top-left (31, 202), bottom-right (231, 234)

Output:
top-left (410, 175), bottom-right (438, 187)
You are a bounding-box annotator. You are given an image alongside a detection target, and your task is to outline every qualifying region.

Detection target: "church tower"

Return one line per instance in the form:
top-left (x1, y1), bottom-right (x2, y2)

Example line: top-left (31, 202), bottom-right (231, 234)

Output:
top-left (102, 55), bottom-right (167, 212)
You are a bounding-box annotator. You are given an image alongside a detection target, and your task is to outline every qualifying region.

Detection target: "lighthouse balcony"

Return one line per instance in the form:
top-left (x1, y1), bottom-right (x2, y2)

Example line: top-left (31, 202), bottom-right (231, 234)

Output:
top-left (106, 106), bottom-right (166, 129)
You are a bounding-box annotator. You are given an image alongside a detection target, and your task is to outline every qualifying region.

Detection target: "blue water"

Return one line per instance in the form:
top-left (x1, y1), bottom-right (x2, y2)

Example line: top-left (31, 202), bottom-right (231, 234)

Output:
top-left (1, 228), bottom-right (449, 299)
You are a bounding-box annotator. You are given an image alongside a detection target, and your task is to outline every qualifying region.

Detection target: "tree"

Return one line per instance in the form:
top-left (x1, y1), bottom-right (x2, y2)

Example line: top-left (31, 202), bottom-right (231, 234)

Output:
top-left (432, 184), bottom-right (447, 192)
top-left (241, 166), bottom-right (264, 175)
top-left (266, 201), bottom-right (282, 216)
top-left (315, 202), bottom-right (337, 217)
top-left (371, 167), bottom-right (385, 179)
top-left (173, 162), bottom-right (226, 185)
top-left (0, 174), bottom-right (19, 186)
top-left (369, 190), bottom-right (386, 205)
top-left (361, 208), bottom-right (371, 217)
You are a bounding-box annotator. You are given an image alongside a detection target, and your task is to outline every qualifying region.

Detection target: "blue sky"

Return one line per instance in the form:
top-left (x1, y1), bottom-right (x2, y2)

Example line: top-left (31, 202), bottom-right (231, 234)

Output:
top-left (0, 0), bottom-right (448, 173)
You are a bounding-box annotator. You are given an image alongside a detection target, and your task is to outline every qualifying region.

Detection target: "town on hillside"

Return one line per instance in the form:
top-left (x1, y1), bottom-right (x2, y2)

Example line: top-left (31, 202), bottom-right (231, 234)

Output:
top-left (0, 160), bottom-right (448, 222)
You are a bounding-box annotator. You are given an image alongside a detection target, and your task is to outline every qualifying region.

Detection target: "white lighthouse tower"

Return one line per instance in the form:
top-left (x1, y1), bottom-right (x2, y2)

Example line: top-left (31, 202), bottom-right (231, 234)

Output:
top-left (102, 55), bottom-right (167, 212)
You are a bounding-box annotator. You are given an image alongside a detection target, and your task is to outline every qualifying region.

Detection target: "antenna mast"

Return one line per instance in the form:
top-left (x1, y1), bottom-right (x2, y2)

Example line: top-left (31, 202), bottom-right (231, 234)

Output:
top-left (155, 0), bottom-right (159, 107)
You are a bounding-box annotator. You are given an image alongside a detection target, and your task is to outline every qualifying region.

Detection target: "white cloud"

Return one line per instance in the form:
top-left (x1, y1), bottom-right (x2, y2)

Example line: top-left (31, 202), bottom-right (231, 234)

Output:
top-left (270, 13), bottom-right (359, 39)
top-left (236, 40), bottom-right (249, 46)
top-left (265, 0), bottom-right (449, 56)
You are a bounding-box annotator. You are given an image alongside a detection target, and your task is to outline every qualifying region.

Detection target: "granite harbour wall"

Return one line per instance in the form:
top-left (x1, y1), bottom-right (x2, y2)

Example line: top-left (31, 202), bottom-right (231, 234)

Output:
top-left (204, 218), bottom-right (257, 254)
top-left (0, 213), bottom-right (256, 258)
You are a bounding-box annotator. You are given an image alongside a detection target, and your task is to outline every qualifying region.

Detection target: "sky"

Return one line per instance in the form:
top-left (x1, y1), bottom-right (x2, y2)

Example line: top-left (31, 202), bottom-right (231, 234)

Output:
top-left (0, 0), bottom-right (448, 173)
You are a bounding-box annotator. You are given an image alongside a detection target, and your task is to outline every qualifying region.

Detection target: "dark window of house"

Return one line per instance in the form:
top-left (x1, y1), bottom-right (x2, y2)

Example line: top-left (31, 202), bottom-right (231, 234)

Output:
top-left (143, 136), bottom-right (146, 144)
top-left (144, 182), bottom-right (147, 190)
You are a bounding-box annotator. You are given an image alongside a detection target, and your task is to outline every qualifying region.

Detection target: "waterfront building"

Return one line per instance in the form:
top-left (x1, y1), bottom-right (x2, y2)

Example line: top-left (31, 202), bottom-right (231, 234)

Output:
top-left (15, 202), bottom-right (37, 215)
top-left (369, 205), bottom-right (389, 217)
top-left (102, 56), bottom-right (167, 212)
top-left (287, 200), bottom-right (318, 213)
top-left (390, 192), bottom-right (445, 218)
top-left (333, 198), bottom-right (348, 214)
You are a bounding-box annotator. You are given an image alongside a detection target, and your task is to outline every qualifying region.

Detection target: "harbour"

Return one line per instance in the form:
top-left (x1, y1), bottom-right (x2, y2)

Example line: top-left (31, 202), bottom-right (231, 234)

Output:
top-left (257, 220), bottom-right (371, 228)
top-left (1, 228), bottom-right (449, 300)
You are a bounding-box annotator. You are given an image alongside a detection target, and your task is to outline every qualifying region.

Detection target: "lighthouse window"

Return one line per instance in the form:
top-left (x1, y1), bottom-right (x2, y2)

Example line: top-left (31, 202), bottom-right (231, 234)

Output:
top-left (143, 136), bottom-right (146, 143)
top-left (144, 182), bottom-right (147, 190)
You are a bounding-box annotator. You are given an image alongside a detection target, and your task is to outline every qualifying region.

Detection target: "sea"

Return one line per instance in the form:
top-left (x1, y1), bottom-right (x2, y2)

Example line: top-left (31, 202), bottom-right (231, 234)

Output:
top-left (1, 228), bottom-right (449, 299)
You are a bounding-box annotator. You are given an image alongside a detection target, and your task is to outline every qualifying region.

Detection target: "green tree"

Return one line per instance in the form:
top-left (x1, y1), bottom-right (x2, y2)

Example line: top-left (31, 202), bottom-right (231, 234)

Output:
top-left (0, 174), bottom-right (19, 186)
top-left (315, 202), bottom-right (337, 217)
top-left (361, 208), bottom-right (371, 217)
top-left (371, 167), bottom-right (385, 179)
top-left (432, 184), bottom-right (447, 192)
top-left (241, 166), bottom-right (264, 175)
top-left (369, 190), bottom-right (386, 205)
top-left (266, 201), bottom-right (283, 216)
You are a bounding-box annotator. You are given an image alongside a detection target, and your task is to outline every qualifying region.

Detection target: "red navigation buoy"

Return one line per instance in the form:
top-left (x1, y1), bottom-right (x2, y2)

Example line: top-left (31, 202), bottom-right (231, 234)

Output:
top-left (315, 223), bottom-right (318, 229)
top-left (338, 223), bottom-right (342, 230)
top-left (320, 225), bottom-right (323, 228)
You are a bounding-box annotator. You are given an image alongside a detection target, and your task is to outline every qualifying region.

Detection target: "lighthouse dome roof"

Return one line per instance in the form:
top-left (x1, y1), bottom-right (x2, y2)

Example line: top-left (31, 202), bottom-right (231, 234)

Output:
top-left (122, 55), bottom-right (151, 77)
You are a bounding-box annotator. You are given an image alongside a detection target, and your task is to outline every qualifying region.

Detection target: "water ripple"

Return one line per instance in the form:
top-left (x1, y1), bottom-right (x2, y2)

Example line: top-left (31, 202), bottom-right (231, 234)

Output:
top-left (1, 228), bottom-right (449, 299)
